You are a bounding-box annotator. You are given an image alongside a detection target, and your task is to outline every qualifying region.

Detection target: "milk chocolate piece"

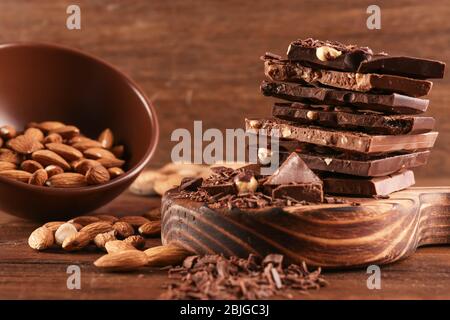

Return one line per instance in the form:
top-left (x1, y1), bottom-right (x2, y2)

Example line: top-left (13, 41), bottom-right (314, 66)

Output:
top-left (264, 57), bottom-right (432, 97)
top-left (272, 184), bottom-right (323, 203)
top-left (286, 38), bottom-right (373, 72)
top-left (272, 102), bottom-right (435, 135)
top-left (265, 152), bottom-right (321, 185)
top-left (322, 170), bottom-right (415, 196)
top-left (246, 118), bottom-right (438, 154)
top-left (358, 56), bottom-right (445, 79)
top-left (286, 39), bottom-right (445, 79)
top-left (261, 81), bottom-right (429, 114)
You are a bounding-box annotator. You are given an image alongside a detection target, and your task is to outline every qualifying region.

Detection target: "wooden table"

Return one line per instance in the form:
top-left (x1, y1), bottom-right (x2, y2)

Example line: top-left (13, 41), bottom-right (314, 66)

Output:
top-left (1, 190), bottom-right (449, 300)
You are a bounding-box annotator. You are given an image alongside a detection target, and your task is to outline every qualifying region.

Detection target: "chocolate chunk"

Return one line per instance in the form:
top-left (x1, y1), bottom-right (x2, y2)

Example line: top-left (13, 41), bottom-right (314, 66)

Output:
top-left (358, 56), bottom-right (445, 79)
top-left (272, 183), bottom-right (323, 203)
top-left (179, 177), bottom-right (203, 192)
top-left (261, 81), bottom-right (429, 114)
top-left (246, 118), bottom-right (438, 154)
top-left (286, 39), bottom-right (445, 79)
top-left (286, 38), bottom-right (373, 72)
top-left (272, 102), bottom-right (435, 135)
top-left (263, 56), bottom-right (432, 97)
top-left (322, 170), bottom-right (415, 196)
top-left (265, 152), bottom-right (321, 185)
top-left (201, 184), bottom-right (237, 196)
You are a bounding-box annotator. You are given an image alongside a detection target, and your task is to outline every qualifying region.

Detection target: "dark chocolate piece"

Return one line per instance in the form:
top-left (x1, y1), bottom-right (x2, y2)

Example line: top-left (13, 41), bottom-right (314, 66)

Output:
top-left (265, 152), bottom-right (321, 185)
top-left (246, 118), bottom-right (438, 154)
top-left (201, 184), bottom-right (236, 196)
top-left (272, 184), bottom-right (323, 203)
top-left (286, 39), bottom-right (445, 79)
top-left (358, 56), bottom-right (445, 79)
top-left (322, 170), bottom-right (415, 196)
top-left (179, 177), bottom-right (203, 192)
top-left (264, 57), bottom-right (432, 97)
top-left (261, 81), bottom-right (429, 114)
top-left (286, 38), bottom-right (373, 72)
top-left (272, 102), bottom-right (435, 135)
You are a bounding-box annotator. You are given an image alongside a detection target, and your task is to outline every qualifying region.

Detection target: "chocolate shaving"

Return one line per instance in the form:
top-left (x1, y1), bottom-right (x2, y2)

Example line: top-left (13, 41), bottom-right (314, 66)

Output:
top-left (161, 254), bottom-right (327, 300)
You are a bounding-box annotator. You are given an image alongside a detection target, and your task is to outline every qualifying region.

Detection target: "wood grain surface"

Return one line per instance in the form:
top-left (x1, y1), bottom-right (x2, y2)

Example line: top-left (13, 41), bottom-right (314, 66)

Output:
top-left (0, 0), bottom-right (448, 182)
top-left (0, 0), bottom-right (449, 300)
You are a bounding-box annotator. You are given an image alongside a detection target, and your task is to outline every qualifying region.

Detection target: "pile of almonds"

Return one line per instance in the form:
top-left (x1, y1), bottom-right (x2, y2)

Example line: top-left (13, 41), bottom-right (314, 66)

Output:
top-left (0, 122), bottom-right (126, 187)
top-left (27, 210), bottom-right (192, 271)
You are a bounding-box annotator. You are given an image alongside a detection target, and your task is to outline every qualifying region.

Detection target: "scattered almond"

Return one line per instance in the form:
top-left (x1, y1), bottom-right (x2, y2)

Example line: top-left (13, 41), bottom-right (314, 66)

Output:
top-left (28, 226), bottom-right (54, 250)
top-left (80, 221), bottom-right (113, 240)
top-left (62, 231), bottom-right (91, 251)
top-left (55, 223), bottom-right (78, 245)
top-left (46, 173), bottom-right (87, 188)
top-left (105, 240), bottom-right (136, 253)
top-left (94, 250), bottom-right (148, 272)
top-left (119, 216), bottom-right (150, 228)
top-left (138, 221), bottom-right (161, 237)
top-left (112, 221), bottom-right (135, 238)
top-left (44, 165), bottom-right (64, 177)
top-left (21, 160), bottom-right (44, 173)
top-left (144, 244), bottom-right (192, 268)
top-left (0, 161), bottom-right (16, 172)
top-left (86, 165), bottom-right (110, 185)
top-left (68, 215), bottom-right (100, 226)
top-left (7, 135), bottom-right (44, 154)
top-left (123, 235), bottom-right (146, 249)
top-left (94, 230), bottom-right (117, 250)
top-left (28, 169), bottom-right (48, 186)
top-left (43, 221), bottom-right (66, 233)
top-left (95, 214), bottom-right (119, 223)
top-left (98, 128), bottom-right (114, 149)
top-left (143, 208), bottom-right (161, 221)
top-left (45, 143), bottom-right (83, 161)
top-left (0, 170), bottom-right (32, 183)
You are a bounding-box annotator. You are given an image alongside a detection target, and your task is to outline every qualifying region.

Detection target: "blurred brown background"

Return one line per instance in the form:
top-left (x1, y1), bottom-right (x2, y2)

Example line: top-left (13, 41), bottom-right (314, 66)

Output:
top-left (0, 0), bottom-right (448, 184)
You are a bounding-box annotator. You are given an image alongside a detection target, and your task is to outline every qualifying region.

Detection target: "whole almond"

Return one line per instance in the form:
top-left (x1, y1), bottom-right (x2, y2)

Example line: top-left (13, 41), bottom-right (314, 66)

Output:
top-left (123, 235), bottom-right (146, 249)
top-left (29, 168), bottom-right (48, 186)
top-left (55, 222), bottom-right (78, 245)
top-left (43, 221), bottom-right (66, 233)
top-left (111, 145), bottom-right (125, 158)
top-left (7, 135), bottom-right (44, 154)
top-left (143, 208), bottom-right (161, 221)
top-left (98, 128), bottom-right (114, 149)
top-left (24, 128), bottom-right (45, 142)
top-left (32, 150), bottom-right (71, 170)
top-left (43, 133), bottom-right (63, 144)
top-left (71, 222), bottom-right (83, 231)
top-left (84, 148), bottom-right (116, 160)
top-left (0, 170), bottom-right (32, 182)
top-left (68, 215), bottom-right (100, 226)
top-left (95, 214), bottom-right (119, 223)
top-left (45, 143), bottom-right (83, 161)
top-left (74, 159), bottom-right (100, 174)
top-left (94, 250), bottom-right (149, 272)
top-left (0, 161), bottom-right (16, 172)
top-left (112, 221), bottom-right (135, 238)
top-left (62, 231), bottom-right (91, 251)
top-left (21, 160), bottom-right (44, 173)
top-left (94, 230), bottom-right (117, 249)
top-left (144, 244), bottom-right (192, 268)
top-left (119, 216), bottom-right (150, 228)
top-left (0, 125), bottom-right (17, 139)
top-left (97, 157), bottom-right (125, 168)
top-left (105, 240), bottom-right (136, 253)
top-left (71, 139), bottom-right (103, 151)
top-left (0, 137), bottom-right (2, 148)
top-left (46, 173), bottom-right (87, 188)
top-left (138, 221), bottom-right (161, 237)
top-left (49, 125), bottom-right (80, 139)
top-left (45, 165), bottom-right (64, 177)
top-left (86, 165), bottom-right (110, 185)
top-left (108, 167), bottom-right (124, 178)
top-left (28, 226), bottom-right (54, 250)
top-left (0, 148), bottom-right (21, 164)
top-left (35, 121), bottom-right (65, 132)
top-left (80, 221), bottom-right (113, 240)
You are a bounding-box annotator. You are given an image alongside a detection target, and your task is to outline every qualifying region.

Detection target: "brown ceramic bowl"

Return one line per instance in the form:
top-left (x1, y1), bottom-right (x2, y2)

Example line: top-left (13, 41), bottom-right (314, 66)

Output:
top-left (0, 42), bottom-right (159, 221)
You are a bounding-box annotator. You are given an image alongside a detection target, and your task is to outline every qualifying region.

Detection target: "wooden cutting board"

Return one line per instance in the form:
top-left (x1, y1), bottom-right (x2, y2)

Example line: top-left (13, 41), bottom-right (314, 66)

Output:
top-left (161, 187), bottom-right (450, 269)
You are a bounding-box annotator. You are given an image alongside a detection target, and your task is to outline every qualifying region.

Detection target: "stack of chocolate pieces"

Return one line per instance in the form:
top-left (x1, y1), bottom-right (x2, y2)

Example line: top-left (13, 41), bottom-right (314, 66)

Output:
top-left (246, 38), bottom-right (445, 198)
